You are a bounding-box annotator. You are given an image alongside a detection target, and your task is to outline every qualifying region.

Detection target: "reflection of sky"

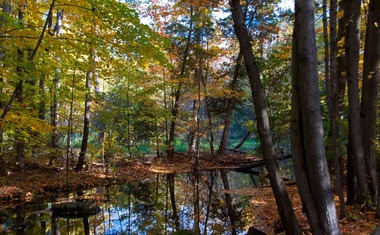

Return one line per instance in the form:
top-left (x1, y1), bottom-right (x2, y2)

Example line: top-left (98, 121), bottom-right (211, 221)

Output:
top-left (0, 171), bottom-right (267, 235)
top-left (96, 172), bottom-right (254, 235)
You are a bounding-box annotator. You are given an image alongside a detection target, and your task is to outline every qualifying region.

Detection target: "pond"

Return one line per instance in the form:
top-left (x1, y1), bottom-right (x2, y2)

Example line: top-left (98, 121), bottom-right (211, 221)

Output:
top-left (0, 162), bottom-right (294, 235)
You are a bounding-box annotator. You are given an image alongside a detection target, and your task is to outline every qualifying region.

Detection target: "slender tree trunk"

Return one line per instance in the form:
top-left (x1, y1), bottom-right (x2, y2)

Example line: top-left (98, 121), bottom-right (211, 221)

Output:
top-left (218, 52), bottom-right (242, 154)
top-left (230, 1), bottom-right (301, 234)
top-left (75, 62), bottom-right (92, 172)
top-left (291, 23), bottom-right (325, 235)
top-left (220, 170), bottom-right (237, 235)
top-left (14, 5), bottom-right (26, 169)
top-left (193, 171), bottom-right (200, 234)
top-left (338, 1), bottom-right (355, 204)
top-left (344, 0), bottom-right (370, 206)
top-left (337, 1), bottom-right (347, 117)
top-left (38, 76), bottom-right (45, 120)
top-left (360, 0), bottom-right (380, 211)
top-left (205, 101), bottom-right (215, 155)
top-left (346, 145), bottom-right (358, 204)
top-left (167, 6), bottom-right (193, 160)
top-left (330, 0), bottom-right (346, 218)
top-left (0, 0), bottom-right (12, 155)
top-left (50, 10), bottom-right (63, 166)
top-left (167, 174), bottom-right (179, 230)
top-left (188, 100), bottom-right (197, 156)
top-left (203, 172), bottom-right (214, 235)
top-left (292, 0), bottom-right (340, 234)
top-left (75, 8), bottom-right (96, 172)
top-left (323, 0), bottom-right (330, 112)
top-left (234, 131), bottom-right (251, 150)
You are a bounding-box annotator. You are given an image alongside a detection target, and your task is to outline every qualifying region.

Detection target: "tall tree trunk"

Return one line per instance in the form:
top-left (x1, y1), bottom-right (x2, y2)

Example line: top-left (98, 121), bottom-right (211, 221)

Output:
top-left (338, 0), bottom-right (356, 204)
top-left (167, 174), bottom-right (179, 230)
top-left (75, 60), bottom-right (92, 172)
top-left (75, 8), bottom-right (96, 172)
top-left (218, 52), bottom-right (242, 154)
top-left (344, 0), bottom-right (370, 206)
top-left (193, 171), bottom-right (200, 234)
top-left (188, 100), bottom-right (197, 156)
top-left (292, 0), bottom-right (340, 234)
top-left (323, 0), bottom-right (330, 113)
top-left (346, 145), bottom-right (358, 204)
top-left (337, 0), bottom-right (347, 117)
top-left (66, 62), bottom-right (77, 181)
top-left (220, 170), bottom-right (237, 235)
top-left (0, 0), bottom-right (12, 155)
top-left (14, 4), bottom-right (26, 169)
top-left (203, 172), bottom-right (214, 235)
top-left (167, 6), bottom-right (193, 160)
top-left (38, 76), bottom-right (45, 120)
top-left (229, 1), bottom-right (301, 234)
top-left (361, 0), bottom-right (380, 210)
top-left (205, 101), bottom-right (215, 155)
top-left (50, 9), bottom-right (63, 166)
top-left (330, 0), bottom-right (346, 218)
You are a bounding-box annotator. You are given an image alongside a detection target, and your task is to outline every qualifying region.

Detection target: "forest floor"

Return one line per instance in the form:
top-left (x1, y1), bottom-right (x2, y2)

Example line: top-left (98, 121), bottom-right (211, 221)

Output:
top-left (0, 153), bottom-right (378, 234)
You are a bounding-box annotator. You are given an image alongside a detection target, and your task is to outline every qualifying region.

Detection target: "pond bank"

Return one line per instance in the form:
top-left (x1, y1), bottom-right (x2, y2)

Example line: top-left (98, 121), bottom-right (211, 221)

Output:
top-left (0, 153), bottom-right (260, 204)
top-left (0, 154), bottom-right (378, 234)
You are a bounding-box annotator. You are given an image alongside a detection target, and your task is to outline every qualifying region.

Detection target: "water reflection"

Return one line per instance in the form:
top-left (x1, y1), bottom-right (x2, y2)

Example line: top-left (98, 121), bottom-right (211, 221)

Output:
top-left (0, 170), bottom-right (256, 235)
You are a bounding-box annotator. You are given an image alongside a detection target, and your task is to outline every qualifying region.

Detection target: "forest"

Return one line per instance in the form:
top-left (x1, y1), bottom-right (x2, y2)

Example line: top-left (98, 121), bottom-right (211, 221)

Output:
top-left (0, 0), bottom-right (379, 234)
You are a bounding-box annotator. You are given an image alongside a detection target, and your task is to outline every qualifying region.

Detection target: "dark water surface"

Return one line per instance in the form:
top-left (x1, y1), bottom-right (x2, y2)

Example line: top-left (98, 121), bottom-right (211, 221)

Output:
top-left (0, 170), bottom-right (267, 235)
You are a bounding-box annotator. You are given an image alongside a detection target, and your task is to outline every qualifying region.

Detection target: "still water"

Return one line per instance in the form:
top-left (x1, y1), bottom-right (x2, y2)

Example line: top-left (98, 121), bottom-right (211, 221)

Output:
top-left (0, 170), bottom-right (264, 235)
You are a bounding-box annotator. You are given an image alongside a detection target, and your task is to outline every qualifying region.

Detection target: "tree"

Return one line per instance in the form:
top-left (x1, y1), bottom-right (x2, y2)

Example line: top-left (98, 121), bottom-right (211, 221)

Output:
top-left (75, 6), bottom-right (96, 172)
top-left (291, 0), bottom-right (340, 234)
top-left (166, 2), bottom-right (193, 160)
top-left (360, 0), bottom-right (380, 211)
top-left (326, 0), bottom-right (346, 218)
top-left (229, 0), bottom-right (301, 234)
top-left (344, 0), bottom-right (371, 206)
top-left (218, 51), bottom-right (242, 154)
top-left (0, 0), bottom-right (12, 155)
top-left (49, 9), bottom-right (63, 166)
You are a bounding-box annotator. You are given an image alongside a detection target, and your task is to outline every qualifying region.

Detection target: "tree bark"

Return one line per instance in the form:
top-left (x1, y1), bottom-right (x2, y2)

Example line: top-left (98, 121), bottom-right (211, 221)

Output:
top-left (218, 52), bottom-right (242, 154)
top-left (205, 101), bottom-right (215, 155)
top-left (230, 1), bottom-right (301, 234)
top-left (14, 4), bottom-right (26, 169)
top-left (75, 8), bottom-right (96, 172)
top-left (330, 0), bottom-right (346, 218)
top-left (0, 0), bottom-right (12, 155)
top-left (50, 10), bottom-right (63, 166)
top-left (188, 100), bottom-right (197, 156)
top-left (75, 61), bottom-right (92, 172)
top-left (292, 0), bottom-right (340, 234)
top-left (167, 6), bottom-right (193, 160)
top-left (220, 170), bottom-right (237, 235)
top-left (167, 174), bottom-right (179, 230)
top-left (360, 0), bottom-right (380, 210)
top-left (234, 131), bottom-right (251, 150)
top-left (344, 0), bottom-right (370, 206)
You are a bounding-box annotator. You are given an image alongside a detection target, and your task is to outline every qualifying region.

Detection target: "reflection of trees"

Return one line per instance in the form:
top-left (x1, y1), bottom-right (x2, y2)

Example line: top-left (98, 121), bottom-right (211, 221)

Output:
top-left (0, 171), bottom-right (252, 235)
top-left (99, 177), bottom-right (168, 234)
top-left (177, 171), bottom-right (249, 235)
top-left (220, 170), bottom-right (237, 235)
top-left (167, 173), bottom-right (179, 230)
